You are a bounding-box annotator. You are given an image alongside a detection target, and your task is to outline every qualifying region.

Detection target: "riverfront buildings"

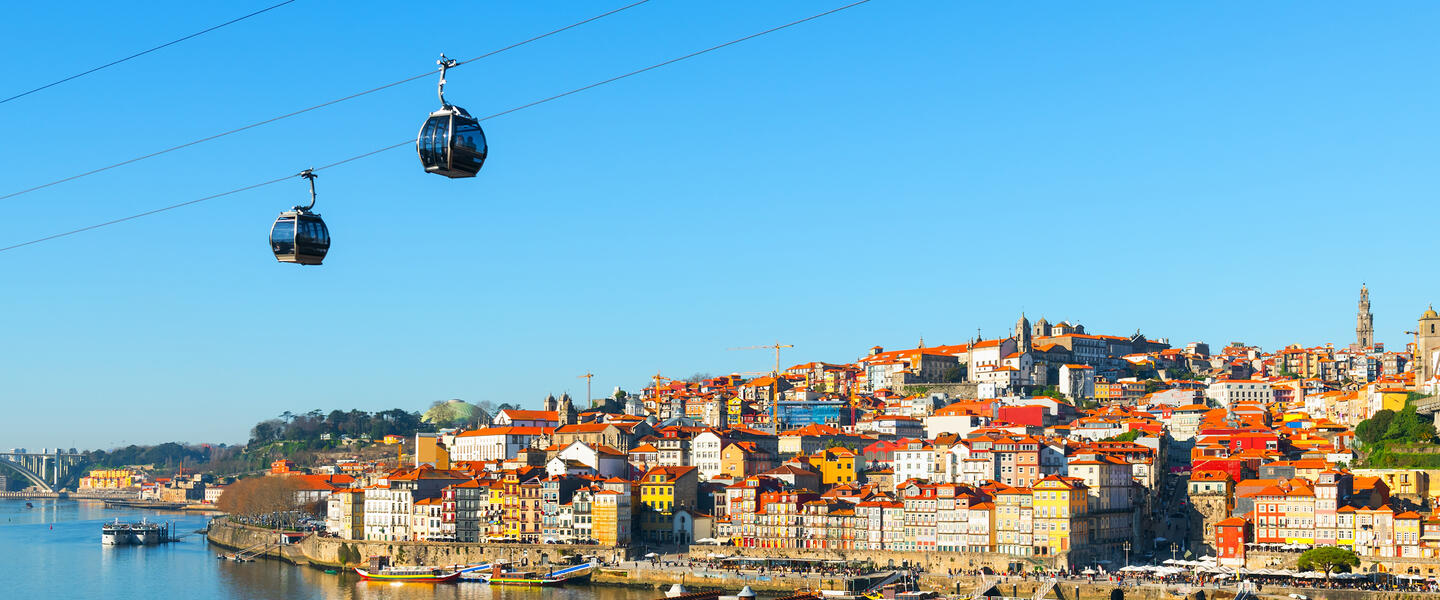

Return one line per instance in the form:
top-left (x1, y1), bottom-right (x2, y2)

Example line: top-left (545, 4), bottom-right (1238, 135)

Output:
top-left (298, 292), bottom-right (1440, 573)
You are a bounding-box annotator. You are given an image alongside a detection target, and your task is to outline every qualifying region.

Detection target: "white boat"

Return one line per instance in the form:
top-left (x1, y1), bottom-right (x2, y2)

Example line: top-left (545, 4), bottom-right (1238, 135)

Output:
top-left (101, 518), bottom-right (168, 545)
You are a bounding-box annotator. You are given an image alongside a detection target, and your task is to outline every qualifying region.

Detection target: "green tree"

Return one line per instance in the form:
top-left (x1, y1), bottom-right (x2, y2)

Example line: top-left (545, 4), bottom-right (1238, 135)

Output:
top-left (1355, 410), bottom-right (1396, 446)
top-left (1103, 430), bottom-right (1143, 443)
top-left (1297, 546), bottom-right (1359, 581)
top-left (1382, 406), bottom-right (1436, 445)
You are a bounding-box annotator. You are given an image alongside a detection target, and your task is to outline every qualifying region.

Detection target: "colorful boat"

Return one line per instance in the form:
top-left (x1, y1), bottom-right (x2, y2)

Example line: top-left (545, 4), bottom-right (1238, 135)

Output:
top-left (354, 566), bottom-right (463, 583)
top-left (481, 561), bottom-right (595, 586)
top-left (355, 556), bottom-right (462, 583)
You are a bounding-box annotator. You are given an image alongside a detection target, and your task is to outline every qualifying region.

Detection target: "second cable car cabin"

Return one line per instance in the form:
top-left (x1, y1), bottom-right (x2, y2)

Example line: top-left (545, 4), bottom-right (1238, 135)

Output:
top-left (417, 55), bottom-right (487, 178)
top-left (270, 170), bottom-right (330, 265)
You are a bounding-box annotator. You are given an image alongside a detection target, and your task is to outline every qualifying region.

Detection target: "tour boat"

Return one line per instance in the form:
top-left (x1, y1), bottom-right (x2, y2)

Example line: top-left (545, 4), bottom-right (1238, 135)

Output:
top-left (101, 518), bottom-right (169, 545)
top-left (482, 561), bottom-right (595, 586)
top-left (355, 556), bottom-right (462, 583)
top-left (353, 565), bottom-right (463, 583)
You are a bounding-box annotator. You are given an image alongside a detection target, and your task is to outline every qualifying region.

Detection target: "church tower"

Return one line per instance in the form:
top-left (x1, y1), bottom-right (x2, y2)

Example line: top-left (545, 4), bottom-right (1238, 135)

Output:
top-left (1417, 306), bottom-right (1440, 382)
top-left (543, 393), bottom-right (558, 413)
top-left (1356, 285), bottom-right (1375, 349)
top-left (1016, 313), bottom-right (1032, 353)
top-left (558, 393), bottom-right (577, 426)
top-left (1034, 317), bottom-right (1050, 338)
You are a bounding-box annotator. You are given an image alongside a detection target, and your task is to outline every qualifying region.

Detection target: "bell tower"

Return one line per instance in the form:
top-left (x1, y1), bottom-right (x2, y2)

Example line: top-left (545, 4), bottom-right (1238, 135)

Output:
top-left (1015, 313), bottom-right (1032, 354)
top-left (1356, 285), bottom-right (1375, 349)
top-left (1418, 306), bottom-right (1440, 382)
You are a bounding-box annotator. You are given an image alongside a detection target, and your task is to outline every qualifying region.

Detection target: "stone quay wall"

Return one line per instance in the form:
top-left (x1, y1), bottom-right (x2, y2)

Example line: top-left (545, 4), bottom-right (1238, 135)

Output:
top-left (207, 518), bottom-right (630, 569)
top-left (687, 545), bottom-right (1071, 572)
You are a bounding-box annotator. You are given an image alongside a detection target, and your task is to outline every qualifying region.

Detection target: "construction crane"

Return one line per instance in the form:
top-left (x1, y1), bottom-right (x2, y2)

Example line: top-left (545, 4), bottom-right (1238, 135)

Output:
top-left (578, 372), bottom-right (595, 409)
top-left (727, 342), bottom-right (794, 432)
top-left (727, 342), bottom-right (794, 375)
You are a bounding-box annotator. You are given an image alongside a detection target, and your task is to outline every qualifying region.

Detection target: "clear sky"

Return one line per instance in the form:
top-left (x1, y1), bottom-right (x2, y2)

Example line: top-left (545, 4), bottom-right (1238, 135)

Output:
top-left (0, 1), bottom-right (1435, 450)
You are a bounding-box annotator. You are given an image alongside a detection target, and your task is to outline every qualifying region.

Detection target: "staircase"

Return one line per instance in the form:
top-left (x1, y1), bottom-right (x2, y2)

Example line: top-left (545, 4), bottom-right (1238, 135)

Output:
top-left (1033, 578), bottom-right (1057, 600)
top-left (970, 575), bottom-right (1000, 600)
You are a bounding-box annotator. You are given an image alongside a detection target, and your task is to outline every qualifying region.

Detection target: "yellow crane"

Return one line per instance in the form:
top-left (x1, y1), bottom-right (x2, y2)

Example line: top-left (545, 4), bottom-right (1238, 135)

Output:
top-left (727, 342), bottom-right (794, 431)
top-left (727, 342), bottom-right (794, 375)
top-left (578, 372), bottom-right (595, 409)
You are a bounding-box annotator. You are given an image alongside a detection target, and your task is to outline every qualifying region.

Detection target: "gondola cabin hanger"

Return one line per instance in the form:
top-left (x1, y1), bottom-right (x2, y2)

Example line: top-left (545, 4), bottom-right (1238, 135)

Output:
top-left (269, 169), bottom-right (331, 265)
top-left (417, 55), bottom-right (488, 178)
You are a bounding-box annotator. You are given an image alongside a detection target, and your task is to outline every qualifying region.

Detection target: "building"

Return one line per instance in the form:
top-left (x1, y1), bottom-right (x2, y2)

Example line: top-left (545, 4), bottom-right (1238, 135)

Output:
top-left (639, 466), bottom-right (699, 542)
top-left (325, 488), bottom-right (365, 540)
top-left (1031, 475), bottom-right (1088, 556)
top-left (451, 427), bottom-right (546, 462)
top-left (1356, 285), bottom-right (1375, 349)
top-left (593, 488), bottom-right (632, 546)
top-left (1205, 380), bottom-right (1274, 407)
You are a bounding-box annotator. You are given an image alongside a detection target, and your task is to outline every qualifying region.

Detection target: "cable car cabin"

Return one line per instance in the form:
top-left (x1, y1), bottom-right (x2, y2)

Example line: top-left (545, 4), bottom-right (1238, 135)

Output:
top-left (417, 106), bottom-right (487, 178)
top-left (270, 210), bottom-right (330, 265)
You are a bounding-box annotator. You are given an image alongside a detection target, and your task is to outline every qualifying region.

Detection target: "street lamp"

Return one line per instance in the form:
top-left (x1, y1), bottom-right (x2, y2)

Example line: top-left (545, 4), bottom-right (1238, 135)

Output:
top-left (1123, 540), bottom-right (1131, 567)
top-left (1170, 542), bottom-right (1178, 562)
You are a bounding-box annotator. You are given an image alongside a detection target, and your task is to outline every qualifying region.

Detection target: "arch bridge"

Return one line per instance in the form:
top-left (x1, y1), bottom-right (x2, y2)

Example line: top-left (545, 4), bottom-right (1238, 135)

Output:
top-left (0, 450), bottom-right (84, 493)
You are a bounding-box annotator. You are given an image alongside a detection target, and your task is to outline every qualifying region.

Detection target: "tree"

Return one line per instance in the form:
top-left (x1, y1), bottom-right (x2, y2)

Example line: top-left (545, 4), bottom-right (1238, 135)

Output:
top-left (1355, 410), bottom-right (1396, 446)
top-left (1382, 406), bottom-right (1436, 445)
top-left (1103, 430), bottom-right (1143, 443)
top-left (216, 476), bottom-right (303, 519)
top-left (1297, 547), bottom-right (1359, 580)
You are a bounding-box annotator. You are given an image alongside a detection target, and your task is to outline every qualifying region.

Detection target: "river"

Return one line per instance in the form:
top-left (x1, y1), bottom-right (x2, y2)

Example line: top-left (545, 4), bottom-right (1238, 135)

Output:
top-left (0, 498), bottom-right (667, 600)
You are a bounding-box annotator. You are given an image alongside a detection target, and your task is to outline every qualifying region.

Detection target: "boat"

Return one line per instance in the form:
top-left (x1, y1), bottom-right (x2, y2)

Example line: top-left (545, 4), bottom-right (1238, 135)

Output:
top-left (480, 561), bottom-right (596, 586)
top-left (101, 518), bottom-right (169, 545)
top-left (354, 556), bottom-right (462, 583)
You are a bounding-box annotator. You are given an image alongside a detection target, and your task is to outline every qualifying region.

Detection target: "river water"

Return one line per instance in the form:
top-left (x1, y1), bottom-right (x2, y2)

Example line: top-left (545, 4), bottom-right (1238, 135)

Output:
top-left (0, 498), bottom-right (665, 600)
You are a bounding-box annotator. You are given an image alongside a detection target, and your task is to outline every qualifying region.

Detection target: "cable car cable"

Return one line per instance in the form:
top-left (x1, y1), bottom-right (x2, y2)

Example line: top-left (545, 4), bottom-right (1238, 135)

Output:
top-left (0, 0), bottom-right (654, 203)
top-left (0, 0), bottom-right (873, 255)
top-left (0, 0), bottom-right (300, 106)
top-left (0, 140), bottom-right (411, 255)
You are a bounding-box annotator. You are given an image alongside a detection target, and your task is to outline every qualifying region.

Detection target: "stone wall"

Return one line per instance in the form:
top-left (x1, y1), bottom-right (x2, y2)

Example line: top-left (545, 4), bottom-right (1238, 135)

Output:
top-left (895, 382), bottom-right (980, 399)
top-left (207, 518), bottom-right (630, 568)
top-left (688, 545), bottom-right (1071, 572)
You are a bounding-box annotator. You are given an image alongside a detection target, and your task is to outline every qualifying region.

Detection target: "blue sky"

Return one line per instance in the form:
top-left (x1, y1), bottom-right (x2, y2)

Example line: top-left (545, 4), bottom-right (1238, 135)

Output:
top-left (0, 1), bottom-right (1435, 450)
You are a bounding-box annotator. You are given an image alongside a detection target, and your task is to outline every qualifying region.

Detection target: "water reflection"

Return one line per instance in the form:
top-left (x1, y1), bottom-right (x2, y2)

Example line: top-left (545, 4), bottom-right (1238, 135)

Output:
top-left (0, 499), bottom-right (662, 600)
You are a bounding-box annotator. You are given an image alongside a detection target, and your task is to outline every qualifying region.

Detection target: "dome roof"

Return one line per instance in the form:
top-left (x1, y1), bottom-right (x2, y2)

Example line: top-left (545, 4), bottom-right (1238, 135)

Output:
top-left (422, 399), bottom-right (481, 425)
top-left (1424, 305), bottom-right (1439, 320)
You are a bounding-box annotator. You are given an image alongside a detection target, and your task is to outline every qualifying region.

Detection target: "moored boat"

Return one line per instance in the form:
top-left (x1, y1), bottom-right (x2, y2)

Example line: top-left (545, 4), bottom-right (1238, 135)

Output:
top-left (355, 556), bottom-right (462, 583)
top-left (481, 561), bottom-right (595, 586)
top-left (101, 518), bottom-right (169, 545)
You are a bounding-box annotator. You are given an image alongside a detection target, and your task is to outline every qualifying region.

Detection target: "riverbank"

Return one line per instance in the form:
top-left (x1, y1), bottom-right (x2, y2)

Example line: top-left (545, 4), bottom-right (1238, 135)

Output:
top-left (207, 518), bottom-right (846, 593)
top-left (204, 520), bottom-right (1440, 600)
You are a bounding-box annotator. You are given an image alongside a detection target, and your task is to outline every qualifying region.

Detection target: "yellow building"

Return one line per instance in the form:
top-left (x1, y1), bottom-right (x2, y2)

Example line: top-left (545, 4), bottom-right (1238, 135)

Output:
top-left (639, 466), bottom-right (698, 542)
top-left (720, 442), bottom-right (772, 479)
top-left (1375, 388), bottom-right (1410, 413)
top-left (1352, 469), bottom-right (1430, 500)
top-left (804, 447), bottom-right (861, 486)
top-left (1031, 474), bottom-right (1088, 555)
top-left (1396, 511), bottom-right (1422, 547)
top-left (413, 434), bottom-right (450, 469)
top-left (79, 469), bottom-right (137, 489)
top-left (592, 489), bottom-right (632, 546)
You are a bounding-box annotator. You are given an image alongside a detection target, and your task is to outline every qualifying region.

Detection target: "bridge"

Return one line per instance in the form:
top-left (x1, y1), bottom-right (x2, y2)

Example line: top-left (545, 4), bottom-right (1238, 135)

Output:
top-left (0, 449), bottom-right (84, 493)
top-left (1414, 395), bottom-right (1440, 416)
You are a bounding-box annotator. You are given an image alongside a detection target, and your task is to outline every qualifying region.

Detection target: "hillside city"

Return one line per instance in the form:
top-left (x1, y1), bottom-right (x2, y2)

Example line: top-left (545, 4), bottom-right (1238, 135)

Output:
top-left (69, 287), bottom-right (1440, 578)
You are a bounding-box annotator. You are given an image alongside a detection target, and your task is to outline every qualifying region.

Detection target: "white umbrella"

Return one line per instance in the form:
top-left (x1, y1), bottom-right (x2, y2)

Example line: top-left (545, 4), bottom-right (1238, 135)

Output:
top-left (1163, 559), bottom-right (1179, 565)
top-left (644, 552), bottom-right (659, 558)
